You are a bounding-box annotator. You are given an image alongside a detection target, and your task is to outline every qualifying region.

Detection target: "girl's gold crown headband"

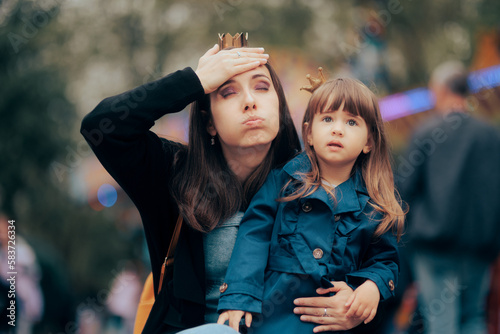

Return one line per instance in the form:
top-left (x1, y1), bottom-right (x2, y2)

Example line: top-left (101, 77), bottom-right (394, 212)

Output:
top-left (300, 67), bottom-right (327, 93)
top-left (218, 32), bottom-right (248, 49)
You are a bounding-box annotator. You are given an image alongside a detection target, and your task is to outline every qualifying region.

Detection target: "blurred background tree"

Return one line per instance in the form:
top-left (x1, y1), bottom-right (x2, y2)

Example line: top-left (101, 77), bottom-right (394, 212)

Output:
top-left (0, 1), bottom-right (134, 332)
top-left (1, 0), bottom-right (499, 332)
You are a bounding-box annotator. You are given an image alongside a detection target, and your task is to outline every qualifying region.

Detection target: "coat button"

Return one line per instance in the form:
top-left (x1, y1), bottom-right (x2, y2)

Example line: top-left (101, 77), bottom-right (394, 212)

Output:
top-left (388, 280), bottom-right (395, 291)
top-left (302, 201), bottom-right (312, 212)
top-left (334, 214), bottom-right (341, 222)
top-left (313, 248), bottom-right (324, 259)
top-left (219, 282), bottom-right (228, 293)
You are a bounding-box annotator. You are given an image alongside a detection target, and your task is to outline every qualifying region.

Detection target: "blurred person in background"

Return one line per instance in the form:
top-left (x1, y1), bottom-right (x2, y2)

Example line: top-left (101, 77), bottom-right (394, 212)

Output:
top-left (104, 262), bottom-right (143, 334)
top-left (398, 61), bottom-right (500, 334)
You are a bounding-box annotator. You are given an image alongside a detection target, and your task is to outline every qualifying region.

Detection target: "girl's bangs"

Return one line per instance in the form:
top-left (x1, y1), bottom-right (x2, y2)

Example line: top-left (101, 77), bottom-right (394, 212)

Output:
top-left (314, 79), bottom-right (377, 124)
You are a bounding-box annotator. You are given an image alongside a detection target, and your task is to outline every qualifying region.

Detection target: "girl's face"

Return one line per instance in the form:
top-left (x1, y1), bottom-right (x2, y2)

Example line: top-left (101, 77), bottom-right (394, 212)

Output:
top-left (208, 66), bottom-right (280, 156)
top-left (306, 107), bottom-right (371, 174)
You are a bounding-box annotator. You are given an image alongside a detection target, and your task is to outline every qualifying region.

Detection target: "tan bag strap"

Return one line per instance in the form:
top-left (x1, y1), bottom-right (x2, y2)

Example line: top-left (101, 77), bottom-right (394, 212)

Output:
top-left (158, 214), bottom-right (183, 294)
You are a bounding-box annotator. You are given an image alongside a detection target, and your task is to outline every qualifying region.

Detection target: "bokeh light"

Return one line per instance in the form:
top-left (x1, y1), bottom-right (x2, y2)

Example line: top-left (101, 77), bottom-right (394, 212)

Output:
top-left (97, 183), bottom-right (118, 208)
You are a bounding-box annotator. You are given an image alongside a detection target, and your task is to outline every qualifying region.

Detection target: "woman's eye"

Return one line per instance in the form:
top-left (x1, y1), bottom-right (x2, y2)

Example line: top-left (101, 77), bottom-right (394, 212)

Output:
top-left (255, 83), bottom-right (270, 91)
top-left (347, 119), bottom-right (358, 126)
top-left (220, 88), bottom-right (236, 98)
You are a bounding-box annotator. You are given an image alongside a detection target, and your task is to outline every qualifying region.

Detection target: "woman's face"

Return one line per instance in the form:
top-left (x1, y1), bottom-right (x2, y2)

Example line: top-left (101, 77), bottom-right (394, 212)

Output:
top-left (208, 66), bottom-right (280, 155)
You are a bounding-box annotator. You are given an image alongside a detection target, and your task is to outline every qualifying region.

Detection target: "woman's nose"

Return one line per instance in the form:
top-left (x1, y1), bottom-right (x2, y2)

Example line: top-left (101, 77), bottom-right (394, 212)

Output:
top-left (243, 90), bottom-right (256, 111)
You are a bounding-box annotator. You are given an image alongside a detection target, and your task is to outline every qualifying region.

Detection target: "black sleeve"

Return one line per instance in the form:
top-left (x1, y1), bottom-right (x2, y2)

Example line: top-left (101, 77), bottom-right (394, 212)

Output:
top-left (80, 67), bottom-right (204, 212)
top-left (80, 67), bottom-right (204, 287)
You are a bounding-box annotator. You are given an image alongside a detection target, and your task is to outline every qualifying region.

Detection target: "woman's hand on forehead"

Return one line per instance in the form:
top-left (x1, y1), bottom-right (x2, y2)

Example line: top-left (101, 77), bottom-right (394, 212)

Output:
top-left (195, 45), bottom-right (269, 94)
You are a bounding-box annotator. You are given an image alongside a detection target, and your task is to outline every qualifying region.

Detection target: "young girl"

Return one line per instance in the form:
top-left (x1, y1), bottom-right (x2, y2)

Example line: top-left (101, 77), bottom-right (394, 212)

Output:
top-left (217, 76), bottom-right (405, 333)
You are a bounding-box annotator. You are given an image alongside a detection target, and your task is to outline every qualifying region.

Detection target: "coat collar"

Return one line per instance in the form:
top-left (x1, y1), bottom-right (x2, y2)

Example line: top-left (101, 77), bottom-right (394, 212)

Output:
top-left (282, 152), bottom-right (370, 217)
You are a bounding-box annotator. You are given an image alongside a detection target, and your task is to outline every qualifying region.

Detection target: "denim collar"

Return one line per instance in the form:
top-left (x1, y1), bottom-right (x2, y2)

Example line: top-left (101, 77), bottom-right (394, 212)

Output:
top-left (282, 152), bottom-right (370, 216)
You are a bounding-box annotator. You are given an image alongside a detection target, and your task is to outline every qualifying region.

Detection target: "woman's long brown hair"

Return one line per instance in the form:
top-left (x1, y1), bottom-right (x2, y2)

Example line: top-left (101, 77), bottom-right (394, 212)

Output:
top-left (282, 78), bottom-right (405, 240)
top-left (171, 62), bottom-right (300, 233)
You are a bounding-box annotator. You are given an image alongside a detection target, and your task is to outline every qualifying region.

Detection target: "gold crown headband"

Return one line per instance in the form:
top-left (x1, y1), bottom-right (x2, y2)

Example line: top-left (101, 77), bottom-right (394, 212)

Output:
top-left (300, 67), bottom-right (327, 93)
top-left (218, 32), bottom-right (249, 49)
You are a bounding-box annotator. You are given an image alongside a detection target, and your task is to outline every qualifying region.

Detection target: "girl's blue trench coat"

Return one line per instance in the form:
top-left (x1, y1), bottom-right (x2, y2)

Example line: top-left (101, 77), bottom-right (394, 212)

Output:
top-left (218, 152), bottom-right (400, 333)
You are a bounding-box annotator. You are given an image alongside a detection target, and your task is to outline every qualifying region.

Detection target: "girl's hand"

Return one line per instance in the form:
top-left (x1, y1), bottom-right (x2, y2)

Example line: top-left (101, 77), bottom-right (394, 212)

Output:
top-left (345, 280), bottom-right (380, 324)
top-left (217, 310), bottom-right (253, 331)
top-left (293, 281), bottom-right (363, 333)
top-left (195, 45), bottom-right (269, 94)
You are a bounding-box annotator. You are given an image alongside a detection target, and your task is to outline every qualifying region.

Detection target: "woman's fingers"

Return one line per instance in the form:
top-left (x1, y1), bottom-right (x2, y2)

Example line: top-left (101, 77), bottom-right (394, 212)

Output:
top-left (301, 314), bottom-right (364, 333)
top-left (220, 49), bottom-right (269, 71)
top-left (195, 46), bottom-right (268, 94)
top-left (220, 47), bottom-right (266, 56)
top-left (294, 296), bottom-right (330, 308)
top-left (201, 44), bottom-right (219, 58)
top-left (232, 60), bottom-right (265, 74)
top-left (316, 287), bottom-right (336, 295)
top-left (295, 306), bottom-right (363, 331)
top-left (299, 314), bottom-right (335, 324)
top-left (293, 307), bottom-right (328, 317)
top-left (295, 284), bottom-right (363, 331)
top-left (312, 324), bottom-right (346, 333)
top-left (316, 281), bottom-right (351, 294)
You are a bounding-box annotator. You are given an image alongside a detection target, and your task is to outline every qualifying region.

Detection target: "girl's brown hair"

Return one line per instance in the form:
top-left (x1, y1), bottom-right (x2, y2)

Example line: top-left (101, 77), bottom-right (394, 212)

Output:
top-left (284, 77), bottom-right (404, 239)
top-left (171, 62), bottom-right (300, 233)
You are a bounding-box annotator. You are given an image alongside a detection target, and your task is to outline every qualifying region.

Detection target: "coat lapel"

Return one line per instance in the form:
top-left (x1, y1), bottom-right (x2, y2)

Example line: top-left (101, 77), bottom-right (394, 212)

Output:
top-left (283, 152), bottom-right (371, 218)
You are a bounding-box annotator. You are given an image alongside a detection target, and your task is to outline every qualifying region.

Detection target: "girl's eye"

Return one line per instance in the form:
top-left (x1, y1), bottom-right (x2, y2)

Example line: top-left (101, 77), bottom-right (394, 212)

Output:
top-left (347, 119), bottom-right (358, 126)
top-left (322, 116), bottom-right (333, 123)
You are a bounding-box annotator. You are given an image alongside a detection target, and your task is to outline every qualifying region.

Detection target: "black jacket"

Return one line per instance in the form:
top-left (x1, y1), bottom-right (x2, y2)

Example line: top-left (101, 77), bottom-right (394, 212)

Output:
top-left (81, 68), bottom-right (208, 332)
top-left (397, 111), bottom-right (500, 259)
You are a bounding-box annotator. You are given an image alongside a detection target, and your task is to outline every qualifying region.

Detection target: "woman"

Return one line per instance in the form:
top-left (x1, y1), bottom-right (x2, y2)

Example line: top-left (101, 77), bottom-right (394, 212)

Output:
top-left (81, 43), bottom-right (363, 333)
